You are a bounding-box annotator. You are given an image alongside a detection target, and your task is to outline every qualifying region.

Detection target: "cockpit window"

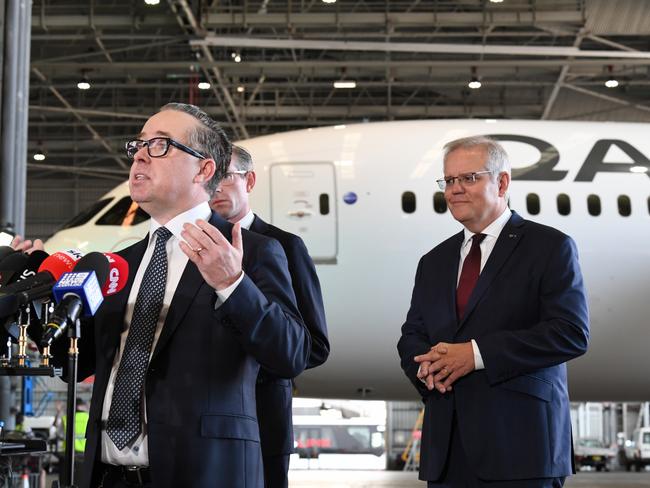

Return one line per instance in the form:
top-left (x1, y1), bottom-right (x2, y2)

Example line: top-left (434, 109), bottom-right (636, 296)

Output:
top-left (59, 198), bottom-right (113, 230)
top-left (96, 197), bottom-right (150, 227)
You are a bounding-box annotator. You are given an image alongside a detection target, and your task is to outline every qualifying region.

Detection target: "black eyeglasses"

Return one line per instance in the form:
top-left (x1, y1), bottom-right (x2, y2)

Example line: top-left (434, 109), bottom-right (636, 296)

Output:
top-left (436, 170), bottom-right (494, 190)
top-left (125, 137), bottom-right (206, 160)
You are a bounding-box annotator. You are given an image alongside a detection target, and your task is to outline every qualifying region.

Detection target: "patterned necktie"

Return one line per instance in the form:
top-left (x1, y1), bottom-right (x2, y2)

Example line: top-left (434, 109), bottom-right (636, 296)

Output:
top-left (456, 233), bottom-right (486, 320)
top-left (106, 226), bottom-right (172, 450)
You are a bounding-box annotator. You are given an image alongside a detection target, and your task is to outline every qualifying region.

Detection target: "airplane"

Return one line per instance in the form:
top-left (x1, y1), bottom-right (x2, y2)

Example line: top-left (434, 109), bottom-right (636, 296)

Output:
top-left (44, 119), bottom-right (650, 402)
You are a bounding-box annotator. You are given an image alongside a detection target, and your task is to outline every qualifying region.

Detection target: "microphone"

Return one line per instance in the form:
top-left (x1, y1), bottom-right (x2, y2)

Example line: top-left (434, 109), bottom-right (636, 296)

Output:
top-left (0, 246), bottom-right (16, 263)
top-left (102, 253), bottom-right (129, 296)
top-left (0, 250), bottom-right (82, 318)
top-left (0, 252), bottom-right (29, 287)
top-left (40, 253), bottom-right (109, 347)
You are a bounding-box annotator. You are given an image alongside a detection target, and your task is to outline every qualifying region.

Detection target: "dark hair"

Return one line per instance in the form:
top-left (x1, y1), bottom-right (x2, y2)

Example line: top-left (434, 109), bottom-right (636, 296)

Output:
top-left (231, 145), bottom-right (254, 172)
top-left (160, 103), bottom-right (232, 196)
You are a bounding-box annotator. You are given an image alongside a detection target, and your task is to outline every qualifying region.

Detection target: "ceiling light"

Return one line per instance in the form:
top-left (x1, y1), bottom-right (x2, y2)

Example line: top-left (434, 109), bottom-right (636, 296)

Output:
top-left (144, 0), bottom-right (160, 4)
top-left (489, 0), bottom-right (504, 3)
top-left (77, 81), bottom-right (91, 90)
top-left (333, 80), bottom-right (356, 89)
top-left (468, 77), bottom-right (481, 89)
top-left (322, 0), bottom-right (337, 3)
top-left (33, 151), bottom-right (46, 161)
top-left (630, 166), bottom-right (648, 173)
top-left (605, 79), bottom-right (619, 88)
top-left (198, 82), bottom-right (211, 90)
top-left (231, 52), bottom-right (242, 63)
top-left (236, 85), bottom-right (245, 93)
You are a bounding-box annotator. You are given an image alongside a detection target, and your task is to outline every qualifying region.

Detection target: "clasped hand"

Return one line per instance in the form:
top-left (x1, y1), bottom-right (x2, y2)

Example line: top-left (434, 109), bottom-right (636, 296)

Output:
top-left (414, 341), bottom-right (475, 394)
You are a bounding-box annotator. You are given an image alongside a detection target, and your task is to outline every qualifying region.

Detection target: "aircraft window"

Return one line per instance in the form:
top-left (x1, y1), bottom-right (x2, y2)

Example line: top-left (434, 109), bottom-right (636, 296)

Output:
top-left (433, 192), bottom-right (447, 213)
top-left (96, 197), bottom-right (150, 226)
top-left (59, 198), bottom-right (113, 230)
top-left (587, 194), bottom-right (601, 216)
top-left (402, 192), bottom-right (416, 214)
top-left (617, 195), bottom-right (631, 217)
top-left (319, 193), bottom-right (330, 215)
top-left (557, 194), bottom-right (571, 216)
top-left (526, 193), bottom-right (540, 215)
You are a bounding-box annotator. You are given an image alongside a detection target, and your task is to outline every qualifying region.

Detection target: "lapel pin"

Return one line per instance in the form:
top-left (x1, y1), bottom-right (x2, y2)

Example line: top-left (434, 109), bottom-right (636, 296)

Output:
top-left (509, 233), bottom-right (517, 238)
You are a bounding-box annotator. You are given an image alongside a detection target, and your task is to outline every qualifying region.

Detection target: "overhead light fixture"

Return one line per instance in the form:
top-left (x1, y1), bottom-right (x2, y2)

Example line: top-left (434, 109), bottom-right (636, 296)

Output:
top-left (605, 65), bottom-right (618, 88)
top-left (144, 0), bottom-right (160, 4)
top-left (231, 52), bottom-right (242, 63)
top-left (33, 151), bottom-right (46, 161)
top-left (77, 80), bottom-right (91, 90)
top-left (468, 67), bottom-right (481, 89)
top-left (236, 85), bottom-right (245, 93)
top-left (489, 0), bottom-right (504, 3)
top-left (197, 82), bottom-right (211, 90)
top-left (322, 0), bottom-right (337, 3)
top-left (630, 165), bottom-right (648, 173)
top-left (333, 80), bottom-right (356, 89)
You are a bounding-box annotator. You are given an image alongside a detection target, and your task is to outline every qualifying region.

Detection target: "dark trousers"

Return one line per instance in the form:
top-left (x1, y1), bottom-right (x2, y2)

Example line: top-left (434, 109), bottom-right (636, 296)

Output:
top-left (263, 453), bottom-right (290, 488)
top-left (428, 417), bottom-right (565, 488)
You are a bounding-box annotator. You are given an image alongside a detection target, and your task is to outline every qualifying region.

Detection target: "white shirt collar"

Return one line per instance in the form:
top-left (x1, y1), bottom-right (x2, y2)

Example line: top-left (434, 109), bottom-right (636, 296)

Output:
top-left (462, 207), bottom-right (512, 247)
top-left (148, 201), bottom-right (212, 243)
top-left (238, 210), bottom-right (255, 230)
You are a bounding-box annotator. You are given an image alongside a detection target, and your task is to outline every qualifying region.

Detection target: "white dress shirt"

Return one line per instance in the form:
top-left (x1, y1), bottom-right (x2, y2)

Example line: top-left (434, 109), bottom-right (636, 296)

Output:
top-left (101, 202), bottom-right (242, 465)
top-left (460, 207), bottom-right (512, 370)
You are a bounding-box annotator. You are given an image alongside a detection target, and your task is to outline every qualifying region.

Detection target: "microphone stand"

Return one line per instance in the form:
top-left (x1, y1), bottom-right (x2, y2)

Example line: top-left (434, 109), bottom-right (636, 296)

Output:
top-left (54, 317), bottom-right (81, 488)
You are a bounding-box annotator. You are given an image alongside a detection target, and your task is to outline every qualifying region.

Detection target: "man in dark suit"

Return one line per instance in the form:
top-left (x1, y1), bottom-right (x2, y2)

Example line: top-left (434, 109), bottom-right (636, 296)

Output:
top-left (211, 145), bottom-right (329, 488)
top-left (397, 136), bottom-right (589, 488)
top-left (49, 103), bottom-right (310, 488)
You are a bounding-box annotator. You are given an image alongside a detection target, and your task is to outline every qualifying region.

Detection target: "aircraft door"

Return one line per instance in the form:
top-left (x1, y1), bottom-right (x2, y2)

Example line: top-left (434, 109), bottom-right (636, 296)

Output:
top-left (270, 163), bottom-right (337, 264)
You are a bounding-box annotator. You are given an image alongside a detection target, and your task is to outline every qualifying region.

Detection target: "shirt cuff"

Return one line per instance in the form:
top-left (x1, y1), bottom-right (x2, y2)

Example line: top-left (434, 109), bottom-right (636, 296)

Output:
top-left (214, 271), bottom-right (245, 309)
top-left (471, 339), bottom-right (484, 370)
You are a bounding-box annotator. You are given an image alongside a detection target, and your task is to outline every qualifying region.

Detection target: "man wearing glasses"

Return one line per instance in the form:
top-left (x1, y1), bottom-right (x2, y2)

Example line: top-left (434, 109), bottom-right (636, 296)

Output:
top-left (210, 145), bottom-right (329, 488)
top-left (49, 103), bottom-right (310, 488)
top-left (398, 136), bottom-right (589, 488)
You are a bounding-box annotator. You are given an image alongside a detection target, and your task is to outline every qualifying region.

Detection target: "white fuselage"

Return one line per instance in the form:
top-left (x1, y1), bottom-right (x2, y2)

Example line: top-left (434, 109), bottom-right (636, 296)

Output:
top-left (45, 120), bottom-right (650, 401)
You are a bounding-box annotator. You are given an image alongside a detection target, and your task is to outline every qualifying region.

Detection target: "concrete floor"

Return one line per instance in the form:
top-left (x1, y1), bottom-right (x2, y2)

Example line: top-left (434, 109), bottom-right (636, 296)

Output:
top-left (288, 471), bottom-right (650, 488)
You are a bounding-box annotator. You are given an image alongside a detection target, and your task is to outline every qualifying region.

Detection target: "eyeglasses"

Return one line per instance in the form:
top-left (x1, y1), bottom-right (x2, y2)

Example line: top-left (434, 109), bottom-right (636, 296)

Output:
top-left (125, 137), bottom-right (206, 160)
top-left (219, 170), bottom-right (249, 187)
top-left (436, 170), bottom-right (494, 190)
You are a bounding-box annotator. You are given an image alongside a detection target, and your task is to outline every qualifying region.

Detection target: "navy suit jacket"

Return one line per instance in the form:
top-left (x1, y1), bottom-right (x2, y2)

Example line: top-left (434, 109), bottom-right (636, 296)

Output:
top-left (251, 215), bottom-right (329, 457)
top-left (397, 212), bottom-right (589, 482)
top-left (52, 211), bottom-right (310, 488)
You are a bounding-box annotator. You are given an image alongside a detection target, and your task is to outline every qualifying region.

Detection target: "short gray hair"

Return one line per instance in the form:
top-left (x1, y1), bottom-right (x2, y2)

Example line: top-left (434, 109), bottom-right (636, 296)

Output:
top-left (160, 102), bottom-right (231, 196)
top-left (443, 136), bottom-right (510, 176)
top-left (231, 145), bottom-right (254, 172)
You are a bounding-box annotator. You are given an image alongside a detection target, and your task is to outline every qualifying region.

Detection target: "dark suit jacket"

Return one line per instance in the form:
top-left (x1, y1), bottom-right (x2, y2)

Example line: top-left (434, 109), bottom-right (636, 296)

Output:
top-left (397, 212), bottom-right (589, 482)
top-left (52, 211), bottom-right (310, 488)
top-left (251, 215), bottom-right (329, 458)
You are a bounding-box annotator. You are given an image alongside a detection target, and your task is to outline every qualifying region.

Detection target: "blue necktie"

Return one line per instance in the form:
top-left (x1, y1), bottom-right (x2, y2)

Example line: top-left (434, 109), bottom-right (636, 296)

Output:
top-left (106, 226), bottom-right (172, 450)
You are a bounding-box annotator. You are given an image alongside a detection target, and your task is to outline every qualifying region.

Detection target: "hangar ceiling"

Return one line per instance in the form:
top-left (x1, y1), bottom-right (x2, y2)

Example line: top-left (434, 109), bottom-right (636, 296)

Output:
top-left (27, 0), bottom-right (650, 180)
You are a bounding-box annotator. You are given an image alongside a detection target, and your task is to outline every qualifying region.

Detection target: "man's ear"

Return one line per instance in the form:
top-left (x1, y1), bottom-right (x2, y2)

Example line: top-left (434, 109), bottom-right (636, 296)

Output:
top-left (498, 171), bottom-right (510, 197)
top-left (246, 171), bottom-right (257, 193)
top-left (195, 159), bottom-right (216, 183)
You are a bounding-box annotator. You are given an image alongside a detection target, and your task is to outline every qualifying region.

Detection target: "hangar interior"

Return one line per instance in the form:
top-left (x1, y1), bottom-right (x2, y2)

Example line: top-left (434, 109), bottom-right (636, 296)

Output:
top-left (0, 0), bottom-right (649, 482)
top-left (10, 0), bottom-right (650, 239)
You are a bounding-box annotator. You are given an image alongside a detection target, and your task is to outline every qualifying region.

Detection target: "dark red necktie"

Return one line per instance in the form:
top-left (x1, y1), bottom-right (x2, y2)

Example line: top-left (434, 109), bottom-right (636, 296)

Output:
top-left (456, 233), bottom-right (486, 320)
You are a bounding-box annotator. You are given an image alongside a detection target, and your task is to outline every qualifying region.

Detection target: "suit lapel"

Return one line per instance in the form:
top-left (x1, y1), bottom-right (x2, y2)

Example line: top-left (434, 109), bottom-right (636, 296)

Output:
top-left (458, 212), bottom-right (525, 328)
top-left (250, 214), bottom-right (269, 235)
top-left (151, 211), bottom-right (232, 359)
top-left (446, 231), bottom-right (464, 321)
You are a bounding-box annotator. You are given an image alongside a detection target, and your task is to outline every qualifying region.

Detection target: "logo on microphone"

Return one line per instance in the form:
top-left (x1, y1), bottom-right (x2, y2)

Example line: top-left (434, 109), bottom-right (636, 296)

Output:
top-left (106, 268), bottom-right (120, 295)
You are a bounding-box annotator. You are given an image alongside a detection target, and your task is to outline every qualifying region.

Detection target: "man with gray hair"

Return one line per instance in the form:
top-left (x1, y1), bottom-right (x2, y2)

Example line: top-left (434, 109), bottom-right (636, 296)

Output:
top-left (46, 103), bottom-right (310, 488)
top-left (398, 136), bottom-right (589, 487)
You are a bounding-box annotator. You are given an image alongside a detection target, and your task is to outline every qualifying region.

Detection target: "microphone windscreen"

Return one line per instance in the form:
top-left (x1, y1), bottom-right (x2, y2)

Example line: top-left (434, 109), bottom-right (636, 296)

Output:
top-left (0, 246), bottom-right (15, 263)
top-left (102, 253), bottom-right (129, 296)
top-left (0, 253), bottom-right (29, 287)
top-left (38, 249), bottom-right (83, 280)
top-left (23, 251), bottom-right (49, 274)
top-left (72, 252), bottom-right (110, 287)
